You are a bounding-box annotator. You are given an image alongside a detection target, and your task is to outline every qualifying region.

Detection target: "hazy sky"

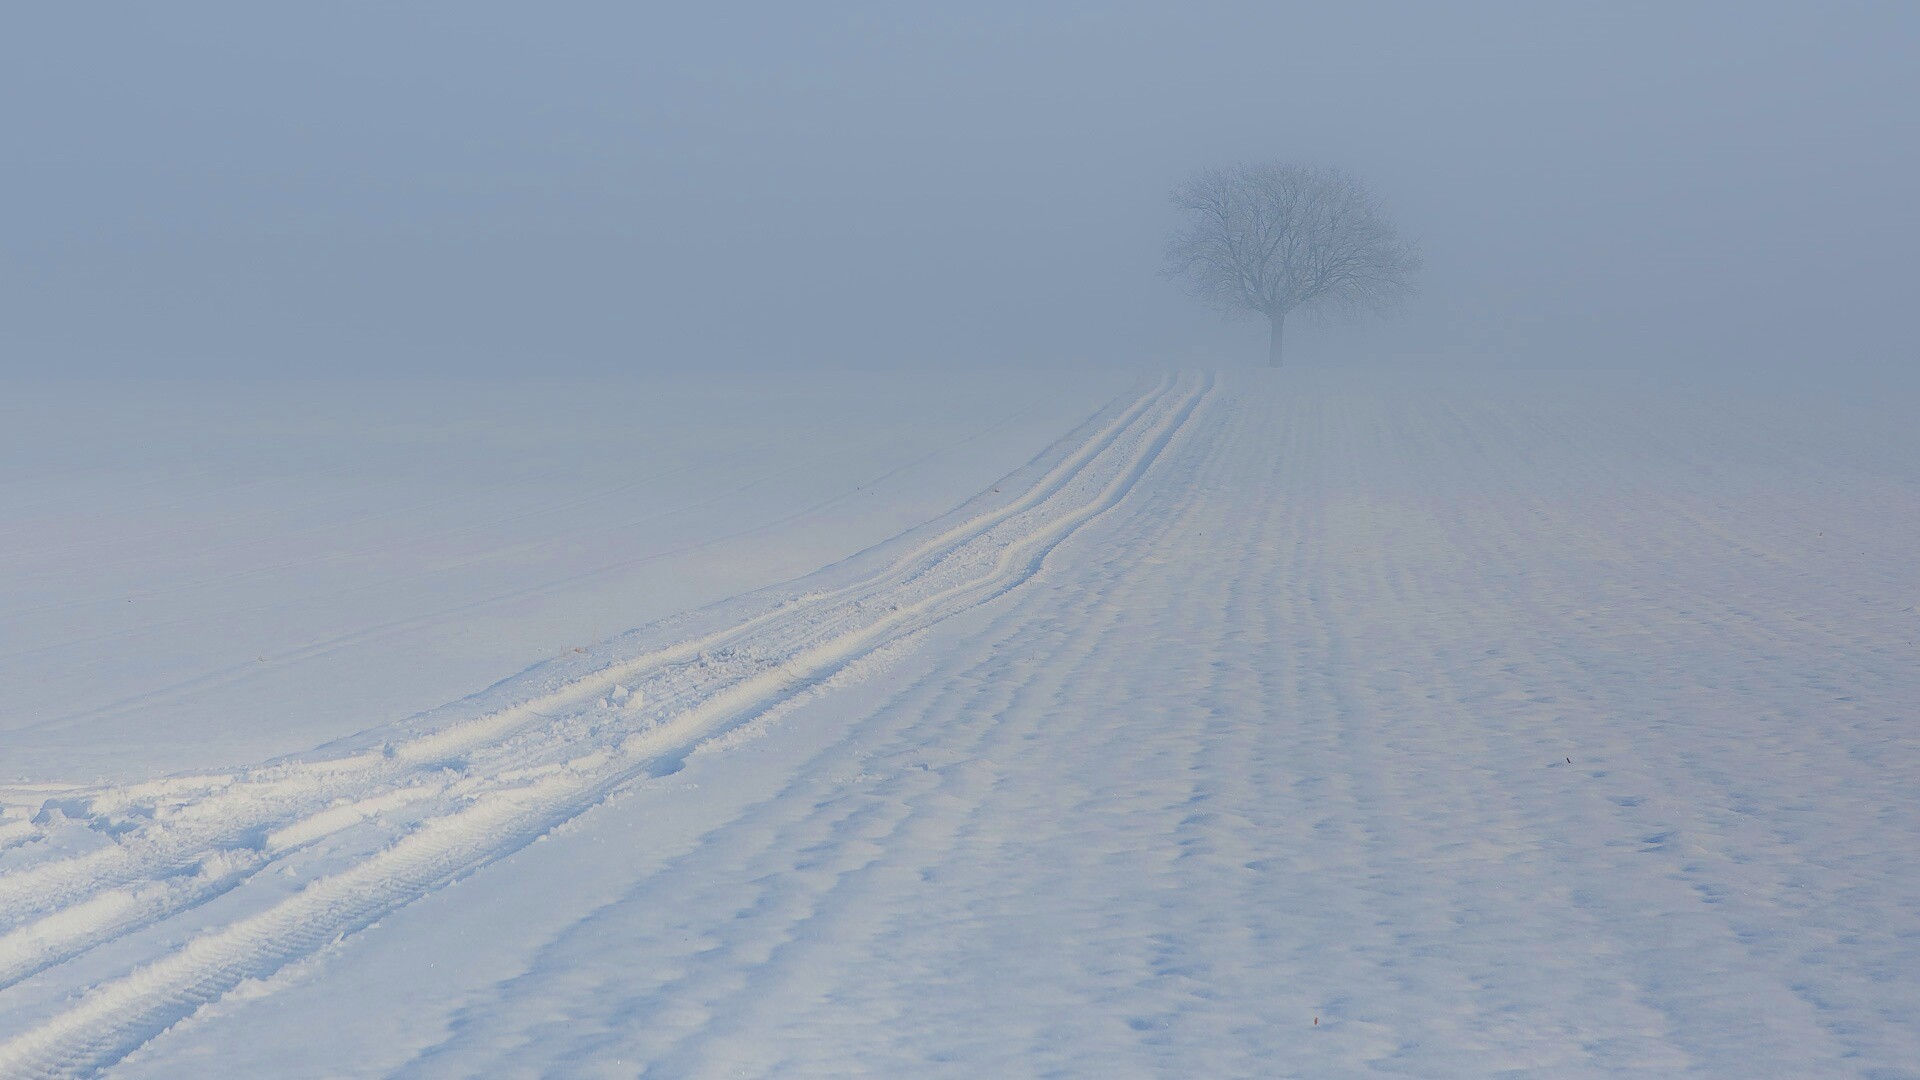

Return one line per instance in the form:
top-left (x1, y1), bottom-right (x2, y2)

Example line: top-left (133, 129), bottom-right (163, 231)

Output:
top-left (4, 2), bottom-right (1916, 376)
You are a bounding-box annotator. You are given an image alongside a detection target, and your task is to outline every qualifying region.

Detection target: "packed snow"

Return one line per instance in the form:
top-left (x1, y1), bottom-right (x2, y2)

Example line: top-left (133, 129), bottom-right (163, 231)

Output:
top-left (3, 368), bottom-right (1918, 1077)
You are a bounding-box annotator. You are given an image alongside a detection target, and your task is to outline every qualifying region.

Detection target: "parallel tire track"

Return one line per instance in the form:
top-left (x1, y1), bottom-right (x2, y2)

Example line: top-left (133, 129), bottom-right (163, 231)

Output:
top-left (0, 372), bottom-right (1212, 1079)
top-left (0, 376), bottom-right (1176, 946)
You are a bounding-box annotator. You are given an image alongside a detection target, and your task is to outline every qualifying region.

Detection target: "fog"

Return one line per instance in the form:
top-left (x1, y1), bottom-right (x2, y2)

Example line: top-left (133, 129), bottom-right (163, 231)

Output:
top-left (4, 2), bottom-right (1916, 377)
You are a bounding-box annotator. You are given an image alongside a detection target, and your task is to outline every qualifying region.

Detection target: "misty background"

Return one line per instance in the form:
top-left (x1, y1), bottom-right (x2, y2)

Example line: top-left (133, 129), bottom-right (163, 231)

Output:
top-left (4, 1), bottom-right (1916, 378)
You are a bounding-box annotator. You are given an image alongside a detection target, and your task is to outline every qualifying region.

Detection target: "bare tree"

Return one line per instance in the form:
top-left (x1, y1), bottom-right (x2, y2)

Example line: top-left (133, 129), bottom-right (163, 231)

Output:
top-left (1165, 162), bottom-right (1420, 367)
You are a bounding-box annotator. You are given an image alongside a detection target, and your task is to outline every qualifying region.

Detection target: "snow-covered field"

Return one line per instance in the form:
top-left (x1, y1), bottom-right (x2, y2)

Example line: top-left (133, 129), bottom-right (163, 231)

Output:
top-left (3, 368), bottom-right (1918, 1077)
top-left (0, 372), bottom-right (1123, 780)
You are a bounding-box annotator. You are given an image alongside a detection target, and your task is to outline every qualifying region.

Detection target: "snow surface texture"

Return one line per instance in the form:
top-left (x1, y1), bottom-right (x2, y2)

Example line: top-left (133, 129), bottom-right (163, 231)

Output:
top-left (3, 369), bottom-right (1919, 1077)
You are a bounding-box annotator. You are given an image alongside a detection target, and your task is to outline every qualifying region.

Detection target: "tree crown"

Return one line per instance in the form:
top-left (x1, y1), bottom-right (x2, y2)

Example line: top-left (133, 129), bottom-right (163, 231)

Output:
top-left (1164, 162), bottom-right (1420, 320)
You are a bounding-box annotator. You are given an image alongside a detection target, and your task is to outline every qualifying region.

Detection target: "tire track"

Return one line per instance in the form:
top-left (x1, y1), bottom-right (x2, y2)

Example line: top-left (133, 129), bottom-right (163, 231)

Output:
top-left (0, 373), bottom-right (1213, 1079)
top-left (0, 375), bottom-right (1178, 946)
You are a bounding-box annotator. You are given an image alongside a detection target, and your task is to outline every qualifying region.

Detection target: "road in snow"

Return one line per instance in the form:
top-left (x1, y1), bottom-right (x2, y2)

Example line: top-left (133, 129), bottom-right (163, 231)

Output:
top-left (3, 369), bottom-right (1918, 1077)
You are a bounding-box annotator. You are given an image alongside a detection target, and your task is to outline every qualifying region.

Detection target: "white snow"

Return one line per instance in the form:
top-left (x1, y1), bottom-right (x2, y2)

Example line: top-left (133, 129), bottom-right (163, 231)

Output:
top-left (3, 367), bottom-right (1918, 1077)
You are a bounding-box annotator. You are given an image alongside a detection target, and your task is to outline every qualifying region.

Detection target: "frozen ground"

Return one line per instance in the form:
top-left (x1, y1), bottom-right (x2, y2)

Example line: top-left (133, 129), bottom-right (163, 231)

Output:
top-left (2, 368), bottom-right (1918, 1077)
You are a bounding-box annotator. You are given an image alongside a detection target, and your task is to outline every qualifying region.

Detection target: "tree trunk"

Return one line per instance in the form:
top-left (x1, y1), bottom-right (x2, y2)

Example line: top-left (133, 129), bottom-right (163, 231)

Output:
top-left (1267, 310), bottom-right (1286, 368)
